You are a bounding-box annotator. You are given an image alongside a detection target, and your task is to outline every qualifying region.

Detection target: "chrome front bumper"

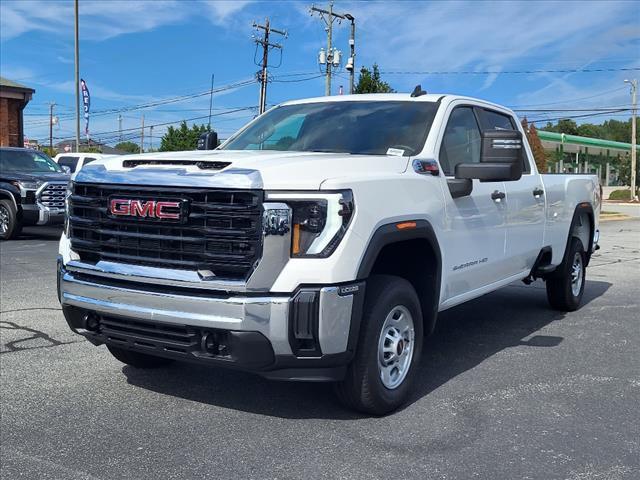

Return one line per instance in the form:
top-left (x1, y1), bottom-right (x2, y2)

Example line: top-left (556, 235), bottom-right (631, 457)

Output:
top-left (58, 263), bottom-right (363, 363)
top-left (21, 203), bottom-right (65, 225)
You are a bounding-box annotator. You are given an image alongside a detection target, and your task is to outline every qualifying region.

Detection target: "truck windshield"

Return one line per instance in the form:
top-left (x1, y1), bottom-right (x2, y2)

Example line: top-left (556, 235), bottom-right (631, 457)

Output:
top-left (222, 101), bottom-right (439, 156)
top-left (0, 150), bottom-right (62, 173)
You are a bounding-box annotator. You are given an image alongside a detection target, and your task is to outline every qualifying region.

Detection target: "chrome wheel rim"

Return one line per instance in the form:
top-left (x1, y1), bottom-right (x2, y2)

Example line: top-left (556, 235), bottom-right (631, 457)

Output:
top-left (570, 252), bottom-right (584, 297)
top-left (0, 205), bottom-right (9, 235)
top-left (378, 305), bottom-right (415, 390)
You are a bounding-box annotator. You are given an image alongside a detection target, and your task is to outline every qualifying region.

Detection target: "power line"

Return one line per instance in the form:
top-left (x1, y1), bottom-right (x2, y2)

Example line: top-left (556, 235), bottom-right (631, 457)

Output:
top-left (508, 86), bottom-right (629, 108)
top-left (270, 74), bottom-right (324, 83)
top-left (524, 109), bottom-right (634, 124)
top-left (379, 67), bottom-right (640, 75)
top-left (24, 79), bottom-right (257, 126)
top-left (513, 105), bottom-right (632, 112)
top-left (33, 107), bottom-right (257, 143)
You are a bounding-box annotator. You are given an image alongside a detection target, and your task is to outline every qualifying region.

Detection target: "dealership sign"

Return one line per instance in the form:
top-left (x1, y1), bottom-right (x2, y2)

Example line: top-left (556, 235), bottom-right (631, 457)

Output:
top-left (81, 78), bottom-right (90, 138)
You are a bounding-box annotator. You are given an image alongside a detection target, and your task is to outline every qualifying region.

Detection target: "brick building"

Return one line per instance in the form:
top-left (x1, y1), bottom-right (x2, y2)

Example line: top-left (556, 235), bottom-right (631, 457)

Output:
top-left (0, 77), bottom-right (35, 147)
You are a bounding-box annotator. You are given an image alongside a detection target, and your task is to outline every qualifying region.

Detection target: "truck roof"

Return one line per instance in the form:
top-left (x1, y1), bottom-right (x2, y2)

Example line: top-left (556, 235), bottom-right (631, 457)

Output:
top-left (281, 92), bottom-right (516, 117)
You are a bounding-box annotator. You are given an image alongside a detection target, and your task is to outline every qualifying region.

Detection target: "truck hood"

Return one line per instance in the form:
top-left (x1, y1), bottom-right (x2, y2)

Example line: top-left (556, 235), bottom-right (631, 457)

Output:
top-left (77, 150), bottom-right (410, 190)
top-left (7, 172), bottom-right (70, 183)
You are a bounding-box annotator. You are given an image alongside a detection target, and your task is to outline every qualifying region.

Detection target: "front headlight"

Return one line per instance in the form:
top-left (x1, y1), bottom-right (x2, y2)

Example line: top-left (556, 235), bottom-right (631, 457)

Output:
top-left (266, 190), bottom-right (354, 258)
top-left (10, 180), bottom-right (42, 191)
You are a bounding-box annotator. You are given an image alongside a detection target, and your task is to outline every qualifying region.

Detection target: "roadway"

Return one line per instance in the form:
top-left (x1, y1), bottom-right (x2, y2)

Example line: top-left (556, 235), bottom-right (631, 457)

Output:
top-left (1, 221), bottom-right (639, 479)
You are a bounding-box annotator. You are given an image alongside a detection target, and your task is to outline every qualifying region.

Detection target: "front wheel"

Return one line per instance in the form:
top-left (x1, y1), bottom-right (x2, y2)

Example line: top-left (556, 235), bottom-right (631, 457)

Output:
top-left (546, 237), bottom-right (586, 311)
top-left (335, 275), bottom-right (424, 415)
top-left (0, 200), bottom-right (21, 240)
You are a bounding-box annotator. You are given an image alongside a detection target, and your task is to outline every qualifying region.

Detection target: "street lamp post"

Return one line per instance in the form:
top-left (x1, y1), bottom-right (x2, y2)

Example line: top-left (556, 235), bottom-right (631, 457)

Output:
top-left (74, 0), bottom-right (80, 152)
top-left (625, 79), bottom-right (638, 202)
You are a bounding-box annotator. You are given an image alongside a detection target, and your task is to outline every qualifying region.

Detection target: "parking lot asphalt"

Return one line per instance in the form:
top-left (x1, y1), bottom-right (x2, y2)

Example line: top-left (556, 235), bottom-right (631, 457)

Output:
top-left (1, 221), bottom-right (639, 480)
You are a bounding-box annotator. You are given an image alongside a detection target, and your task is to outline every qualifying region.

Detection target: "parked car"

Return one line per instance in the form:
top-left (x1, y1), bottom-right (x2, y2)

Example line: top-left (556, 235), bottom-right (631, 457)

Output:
top-left (0, 147), bottom-right (70, 239)
top-left (57, 92), bottom-right (600, 414)
top-left (53, 153), bottom-right (115, 173)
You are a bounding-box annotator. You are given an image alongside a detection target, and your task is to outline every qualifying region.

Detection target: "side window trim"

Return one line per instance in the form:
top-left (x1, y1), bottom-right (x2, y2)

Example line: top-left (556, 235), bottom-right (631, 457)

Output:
top-left (438, 104), bottom-right (482, 177)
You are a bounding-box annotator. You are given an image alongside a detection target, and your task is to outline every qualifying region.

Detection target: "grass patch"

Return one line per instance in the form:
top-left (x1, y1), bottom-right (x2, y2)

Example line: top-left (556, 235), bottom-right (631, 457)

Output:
top-left (608, 189), bottom-right (632, 201)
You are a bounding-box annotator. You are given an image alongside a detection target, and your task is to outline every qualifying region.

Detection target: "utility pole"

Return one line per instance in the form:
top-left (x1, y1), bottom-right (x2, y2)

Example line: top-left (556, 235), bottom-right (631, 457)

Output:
top-left (118, 114), bottom-right (122, 142)
top-left (253, 19), bottom-right (287, 114)
top-left (48, 102), bottom-right (56, 153)
top-left (149, 125), bottom-right (154, 152)
top-left (74, 0), bottom-right (80, 152)
top-left (311, 3), bottom-right (353, 96)
top-left (208, 73), bottom-right (215, 129)
top-left (140, 114), bottom-right (145, 154)
top-left (625, 79), bottom-right (638, 201)
top-left (344, 13), bottom-right (355, 94)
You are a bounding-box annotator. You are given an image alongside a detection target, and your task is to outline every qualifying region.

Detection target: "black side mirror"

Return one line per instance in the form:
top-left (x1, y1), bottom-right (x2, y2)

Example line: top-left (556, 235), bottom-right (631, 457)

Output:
top-left (197, 131), bottom-right (218, 150)
top-left (456, 130), bottom-right (524, 182)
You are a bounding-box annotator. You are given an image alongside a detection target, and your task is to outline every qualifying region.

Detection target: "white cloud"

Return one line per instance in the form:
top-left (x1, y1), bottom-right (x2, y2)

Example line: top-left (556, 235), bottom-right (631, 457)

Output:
top-left (0, 0), bottom-right (254, 42)
top-left (330, 0), bottom-right (637, 103)
top-left (203, 0), bottom-right (254, 25)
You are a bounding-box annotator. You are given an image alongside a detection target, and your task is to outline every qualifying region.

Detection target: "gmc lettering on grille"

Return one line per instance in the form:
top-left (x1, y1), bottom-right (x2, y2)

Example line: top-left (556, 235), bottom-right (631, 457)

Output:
top-left (109, 199), bottom-right (181, 220)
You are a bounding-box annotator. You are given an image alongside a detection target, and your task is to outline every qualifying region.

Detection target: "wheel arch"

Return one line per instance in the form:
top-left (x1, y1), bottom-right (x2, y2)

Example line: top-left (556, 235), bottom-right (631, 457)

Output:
top-left (565, 203), bottom-right (595, 266)
top-left (0, 183), bottom-right (21, 212)
top-left (357, 220), bottom-right (442, 336)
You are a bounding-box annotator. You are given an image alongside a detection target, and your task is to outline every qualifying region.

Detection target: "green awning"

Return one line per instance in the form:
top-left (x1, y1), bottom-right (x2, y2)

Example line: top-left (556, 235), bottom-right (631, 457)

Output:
top-left (538, 130), bottom-right (639, 153)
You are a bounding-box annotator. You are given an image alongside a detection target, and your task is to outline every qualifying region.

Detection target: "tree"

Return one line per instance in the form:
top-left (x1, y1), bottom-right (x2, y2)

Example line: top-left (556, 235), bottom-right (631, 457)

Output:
top-left (354, 64), bottom-right (394, 94)
top-left (618, 156), bottom-right (640, 193)
top-left (521, 118), bottom-right (547, 172)
top-left (115, 141), bottom-right (140, 154)
top-left (555, 119), bottom-right (579, 136)
top-left (160, 122), bottom-right (210, 151)
top-left (528, 123), bottom-right (547, 172)
top-left (81, 146), bottom-right (102, 153)
top-left (541, 117), bottom-right (636, 144)
top-left (41, 147), bottom-right (57, 158)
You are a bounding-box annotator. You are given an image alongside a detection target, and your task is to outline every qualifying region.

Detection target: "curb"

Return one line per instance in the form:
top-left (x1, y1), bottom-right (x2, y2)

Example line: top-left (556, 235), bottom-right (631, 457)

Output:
top-left (600, 214), bottom-right (632, 222)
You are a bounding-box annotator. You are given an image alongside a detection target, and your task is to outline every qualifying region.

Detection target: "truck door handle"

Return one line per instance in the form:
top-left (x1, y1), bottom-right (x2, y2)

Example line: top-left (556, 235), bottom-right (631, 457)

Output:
top-left (491, 190), bottom-right (506, 202)
top-left (533, 188), bottom-right (544, 198)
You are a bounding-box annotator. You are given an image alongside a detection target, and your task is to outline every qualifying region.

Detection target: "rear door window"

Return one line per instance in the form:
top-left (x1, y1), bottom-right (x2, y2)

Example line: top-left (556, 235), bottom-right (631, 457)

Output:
top-left (57, 156), bottom-right (79, 173)
top-left (478, 108), bottom-right (530, 173)
top-left (479, 109), bottom-right (515, 130)
top-left (82, 157), bottom-right (97, 168)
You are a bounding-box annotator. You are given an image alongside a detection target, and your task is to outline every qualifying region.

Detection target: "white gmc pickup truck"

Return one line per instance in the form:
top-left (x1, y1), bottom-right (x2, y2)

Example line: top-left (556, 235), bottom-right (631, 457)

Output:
top-left (58, 92), bottom-right (600, 414)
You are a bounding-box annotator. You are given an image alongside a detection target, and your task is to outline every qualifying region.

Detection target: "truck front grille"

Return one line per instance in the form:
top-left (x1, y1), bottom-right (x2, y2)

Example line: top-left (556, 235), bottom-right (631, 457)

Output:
top-left (68, 183), bottom-right (263, 280)
top-left (38, 182), bottom-right (67, 209)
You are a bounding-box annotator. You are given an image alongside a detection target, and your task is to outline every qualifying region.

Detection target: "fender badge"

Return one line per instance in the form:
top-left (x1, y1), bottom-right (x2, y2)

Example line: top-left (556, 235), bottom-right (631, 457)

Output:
top-left (339, 285), bottom-right (360, 296)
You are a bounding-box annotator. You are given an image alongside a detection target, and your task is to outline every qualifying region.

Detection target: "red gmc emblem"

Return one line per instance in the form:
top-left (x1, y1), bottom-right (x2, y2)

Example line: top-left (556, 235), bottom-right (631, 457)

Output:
top-left (109, 198), bottom-right (182, 220)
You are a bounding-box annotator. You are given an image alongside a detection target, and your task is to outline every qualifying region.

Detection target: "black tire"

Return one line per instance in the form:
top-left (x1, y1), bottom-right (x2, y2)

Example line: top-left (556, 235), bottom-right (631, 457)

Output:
top-left (546, 237), bottom-right (586, 311)
top-left (0, 199), bottom-right (21, 240)
top-left (335, 275), bottom-right (424, 415)
top-left (107, 345), bottom-right (174, 369)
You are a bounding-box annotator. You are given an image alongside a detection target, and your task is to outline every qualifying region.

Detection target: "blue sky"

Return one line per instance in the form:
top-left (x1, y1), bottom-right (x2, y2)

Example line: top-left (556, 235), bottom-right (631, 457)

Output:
top-left (1, 0), bottom-right (639, 148)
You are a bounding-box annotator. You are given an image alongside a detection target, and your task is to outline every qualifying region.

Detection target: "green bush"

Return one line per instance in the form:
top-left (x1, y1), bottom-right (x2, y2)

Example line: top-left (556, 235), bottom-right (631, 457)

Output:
top-left (609, 189), bottom-right (631, 201)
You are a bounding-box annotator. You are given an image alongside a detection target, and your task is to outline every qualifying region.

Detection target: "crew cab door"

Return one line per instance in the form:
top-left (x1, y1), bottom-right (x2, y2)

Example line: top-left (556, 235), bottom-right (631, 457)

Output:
top-left (476, 108), bottom-right (546, 274)
top-left (437, 106), bottom-right (511, 303)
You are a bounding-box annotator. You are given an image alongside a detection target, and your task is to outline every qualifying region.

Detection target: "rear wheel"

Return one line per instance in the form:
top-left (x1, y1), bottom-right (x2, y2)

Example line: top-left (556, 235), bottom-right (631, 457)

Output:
top-left (335, 275), bottom-right (423, 415)
top-left (0, 200), bottom-right (21, 240)
top-left (107, 345), bottom-right (174, 369)
top-left (546, 237), bottom-right (586, 311)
